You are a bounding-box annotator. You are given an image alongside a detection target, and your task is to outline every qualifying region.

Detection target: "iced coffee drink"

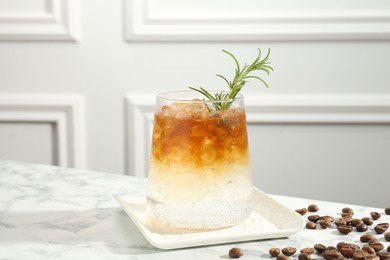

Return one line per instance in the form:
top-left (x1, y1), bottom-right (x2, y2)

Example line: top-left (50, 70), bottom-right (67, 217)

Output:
top-left (147, 91), bottom-right (253, 229)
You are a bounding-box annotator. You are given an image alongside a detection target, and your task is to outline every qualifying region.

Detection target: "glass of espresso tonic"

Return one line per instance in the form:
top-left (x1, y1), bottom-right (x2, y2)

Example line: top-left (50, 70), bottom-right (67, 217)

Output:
top-left (146, 91), bottom-right (253, 229)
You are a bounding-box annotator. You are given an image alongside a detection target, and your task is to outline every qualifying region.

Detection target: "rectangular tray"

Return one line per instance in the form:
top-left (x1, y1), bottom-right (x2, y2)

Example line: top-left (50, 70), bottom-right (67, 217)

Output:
top-left (115, 187), bottom-right (304, 250)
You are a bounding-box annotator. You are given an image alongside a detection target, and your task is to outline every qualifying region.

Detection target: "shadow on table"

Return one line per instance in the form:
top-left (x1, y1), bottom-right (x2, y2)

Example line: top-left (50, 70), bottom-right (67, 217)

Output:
top-left (0, 207), bottom-right (161, 255)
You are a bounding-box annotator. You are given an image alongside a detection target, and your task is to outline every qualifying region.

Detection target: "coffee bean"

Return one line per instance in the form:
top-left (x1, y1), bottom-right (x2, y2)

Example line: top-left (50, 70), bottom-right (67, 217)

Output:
top-left (377, 251), bottom-right (390, 260)
top-left (337, 242), bottom-right (360, 251)
top-left (368, 239), bottom-right (384, 252)
top-left (371, 212), bottom-right (381, 220)
top-left (353, 249), bottom-right (370, 260)
top-left (340, 247), bottom-right (356, 258)
top-left (366, 255), bottom-right (380, 260)
top-left (342, 215), bottom-right (354, 224)
top-left (277, 255), bottom-right (289, 260)
top-left (356, 223), bottom-right (368, 232)
top-left (314, 244), bottom-right (327, 254)
top-left (342, 212), bottom-right (354, 218)
top-left (342, 207), bottom-right (354, 214)
top-left (351, 218), bottom-right (364, 227)
top-left (334, 219), bottom-right (347, 227)
top-left (298, 253), bottom-right (311, 260)
top-left (388, 245), bottom-right (390, 253)
top-left (269, 248), bottom-right (280, 257)
top-left (307, 215), bottom-right (320, 222)
top-left (326, 246), bottom-right (338, 251)
top-left (296, 208), bottom-right (307, 215)
top-left (360, 233), bottom-right (377, 242)
top-left (385, 207), bottom-right (390, 215)
top-left (308, 204), bottom-right (319, 212)
top-left (338, 224), bottom-right (353, 234)
top-left (282, 247), bottom-right (296, 256)
top-left (320, 215), bottom-right (335, 222)
top-left (306, 221), bottom-right (316, 229)
top-left (362, 217), bottom-right (374, 226)
top-left (228, 248), bottom-right (243, 258)
top-left (385, 232), bottom-right (390, 242)
top-left (300, 247), bottom-right (315, 255)
top-left (362, 245), bottom-right (376, 254)
top-left (319, 219), bottom-right (332, 229)
top-left (374, 223), bottom-right (389, 234)
top-left (323, 249), bottom-right (341, 260)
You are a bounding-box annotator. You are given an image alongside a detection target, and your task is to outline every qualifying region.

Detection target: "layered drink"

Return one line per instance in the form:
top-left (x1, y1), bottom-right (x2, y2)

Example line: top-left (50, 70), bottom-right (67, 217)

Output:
top-left (147, 91), bottom-right (253, 229)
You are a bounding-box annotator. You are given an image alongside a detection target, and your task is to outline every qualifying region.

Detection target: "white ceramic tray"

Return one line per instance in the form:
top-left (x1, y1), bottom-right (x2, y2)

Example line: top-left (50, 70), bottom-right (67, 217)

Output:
top-left (115, 187), bottom-right (305, 250)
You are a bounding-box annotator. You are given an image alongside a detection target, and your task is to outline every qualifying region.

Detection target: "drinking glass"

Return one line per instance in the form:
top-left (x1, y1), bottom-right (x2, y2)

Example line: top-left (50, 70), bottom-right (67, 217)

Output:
top-left (146, 91), bottom-right (253, 229)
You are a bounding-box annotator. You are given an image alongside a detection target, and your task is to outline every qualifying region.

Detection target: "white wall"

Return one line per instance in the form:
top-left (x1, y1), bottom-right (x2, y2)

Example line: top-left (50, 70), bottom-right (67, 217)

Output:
top-left (0, 0), bottom-right (389, 207)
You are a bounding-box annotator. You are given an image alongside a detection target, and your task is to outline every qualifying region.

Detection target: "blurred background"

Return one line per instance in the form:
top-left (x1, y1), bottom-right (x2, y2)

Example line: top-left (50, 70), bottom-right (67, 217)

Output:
top-left (0, 0), bottom-right (389, 207)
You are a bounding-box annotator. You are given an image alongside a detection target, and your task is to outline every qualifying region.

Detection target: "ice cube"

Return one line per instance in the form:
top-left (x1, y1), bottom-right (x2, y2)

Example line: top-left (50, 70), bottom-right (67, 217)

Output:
top-left (190, 99), bottom-right (209, 117)
top-left (161, 105), bottom-right (175, 117)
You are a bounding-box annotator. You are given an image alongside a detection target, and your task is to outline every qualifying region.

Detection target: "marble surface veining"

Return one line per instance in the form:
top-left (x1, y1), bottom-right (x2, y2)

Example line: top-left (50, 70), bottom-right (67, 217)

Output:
top-left (0, 159), bottom-right (389, 260)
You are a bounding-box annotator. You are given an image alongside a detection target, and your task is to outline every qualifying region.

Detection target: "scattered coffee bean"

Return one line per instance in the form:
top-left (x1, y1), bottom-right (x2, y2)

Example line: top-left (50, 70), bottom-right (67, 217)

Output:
top-left (356, 223), bottom-right (368, 232)
top-left (342, 212), bottom-right (354, 218)
top-left (298, 253), bottom-right (311, 260)
top-left (228, 248), bottom-right (243, 258)
top-left (342, 215), bottom-right (354, 224)
top-left (385, 207), bottom-right (390, 215)
top-left (320, 215), bottom-right (335, 222)
top-left (377, 251), bottom-right (390, 260)
top-left (388, 245), bottom-right (390, 252)
top-left (326, 246), bottom-right (338, 251)
top-left (300, 247), bottom-right (315, 255)
top-left (353, 249), bottom-right (370, 260)
top-left (308, 204), bottom-right (319, 212)
top-left (314, 243), bottom-right (327, 254)
top-left (361, 245), bottom-right (376, 254)
top-left (282, 247), bottom-right (296, 256)
top-left (374, 223), bottom-right (389, 234)
top-left (269, 248), bottom-right (280, 257)
top-left (368, 239), bottom-right (384, 252)
top-left (371, 212), bottom-right (381, 220)
top-left (369, 254), bottom-right (382, 260)
top-left (340, 247), bottom-right (356, 258)
top-left (307, 215), bottom-right (320, 222)
top-left (277, 255), bottom-right (289, 260)
top-left (342, 207), bottom-right (354, 214)
top-left (337, 242), bottom-right (360, 251)
top-left (334, 243), bottom-right (348, 251)
top-left (323, 249), bottom-right (341, 260)
top-left (385, 232), bottom-right (390, 242)
top-left (360, 233), bottom-right (377, 242)
top-left (319, 219), bottom-right (332, 229)
top-left (306, 221), bottom-right (316, 229)
top-left (362, 217), bottom-right (374, 226)
top-left (351, 218), bottom-right (364, 227)
top-left (296, 208), bottom-right (307, 215)
top-left (337, 224), bottom-right (353, 234)
top-left (335, 219), bottom-right (347, 227)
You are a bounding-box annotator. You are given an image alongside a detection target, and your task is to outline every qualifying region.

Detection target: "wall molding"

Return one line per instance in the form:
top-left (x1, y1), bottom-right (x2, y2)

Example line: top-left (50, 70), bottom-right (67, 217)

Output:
top-left (125, 93), bottom-right (390, 177)
top-left (244, 95), bottom-right (390, 124)
top-left (0, 95), bottom-right (86, 168)
top-left (125, 0), bottom-right (390, 41)
top-left (0, 0), bottom-right (80, 41)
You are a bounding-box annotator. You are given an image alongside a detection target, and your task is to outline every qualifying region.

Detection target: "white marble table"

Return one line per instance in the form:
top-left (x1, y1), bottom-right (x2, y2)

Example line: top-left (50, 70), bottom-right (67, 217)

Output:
top-left (0, 159), bottom-right (389, 259)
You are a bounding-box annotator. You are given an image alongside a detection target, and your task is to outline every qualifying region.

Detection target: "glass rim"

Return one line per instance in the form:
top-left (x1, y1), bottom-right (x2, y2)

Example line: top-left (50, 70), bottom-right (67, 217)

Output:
top-left (156, 90), bottom-right (243, 103)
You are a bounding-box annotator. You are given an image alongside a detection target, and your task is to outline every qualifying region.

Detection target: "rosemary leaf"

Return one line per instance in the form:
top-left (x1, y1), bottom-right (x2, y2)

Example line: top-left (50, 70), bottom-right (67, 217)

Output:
top-left (190, 48), bottom-right (273, 110)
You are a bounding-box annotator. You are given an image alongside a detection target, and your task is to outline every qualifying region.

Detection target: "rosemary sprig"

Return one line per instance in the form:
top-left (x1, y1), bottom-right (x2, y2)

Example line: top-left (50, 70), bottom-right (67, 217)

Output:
top-left (189, 48), bottom-right (273, 111)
